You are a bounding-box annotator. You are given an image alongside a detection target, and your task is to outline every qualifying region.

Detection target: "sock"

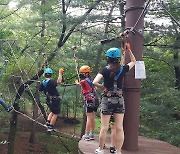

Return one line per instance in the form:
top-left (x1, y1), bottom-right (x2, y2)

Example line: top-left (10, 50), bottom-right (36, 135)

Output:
top-left (90, 131), bottom-right (94, 135)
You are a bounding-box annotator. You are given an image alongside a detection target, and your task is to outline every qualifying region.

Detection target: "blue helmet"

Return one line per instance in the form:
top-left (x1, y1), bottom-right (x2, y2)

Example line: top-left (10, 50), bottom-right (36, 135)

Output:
top-left (44, 68), bottom-right (53, 74)
top-left (106, 48), bottom-right (121, 58)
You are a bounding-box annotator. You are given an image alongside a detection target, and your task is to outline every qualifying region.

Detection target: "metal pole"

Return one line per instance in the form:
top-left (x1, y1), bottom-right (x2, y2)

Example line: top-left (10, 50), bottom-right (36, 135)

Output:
top-left (123, 0), bottom-right (145, 151)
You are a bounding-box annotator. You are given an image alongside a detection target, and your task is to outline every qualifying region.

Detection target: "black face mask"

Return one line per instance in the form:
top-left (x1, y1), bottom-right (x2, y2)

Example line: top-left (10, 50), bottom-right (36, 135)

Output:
top-left (79, 74), bottom-right (85, 79)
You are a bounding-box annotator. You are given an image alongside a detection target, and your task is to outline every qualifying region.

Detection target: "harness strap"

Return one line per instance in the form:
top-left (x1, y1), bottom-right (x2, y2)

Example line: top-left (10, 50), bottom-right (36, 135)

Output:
top-left (42, 79), bottom-right (50, 88)
top-left (105, 66), bottom-right (123, 94)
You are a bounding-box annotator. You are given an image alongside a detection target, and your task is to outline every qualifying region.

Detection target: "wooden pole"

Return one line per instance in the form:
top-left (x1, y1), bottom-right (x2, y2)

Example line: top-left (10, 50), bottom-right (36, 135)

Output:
top-left (123, 0), bottom-right (145, 151)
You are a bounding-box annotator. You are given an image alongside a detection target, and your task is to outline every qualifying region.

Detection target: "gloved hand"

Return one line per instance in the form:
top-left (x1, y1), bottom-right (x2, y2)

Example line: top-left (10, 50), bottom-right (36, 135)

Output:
top-left (75, 80), bottom-right (79, 84)
top-left (59, 68), bottom-right (64, 74)
top-left (125, 43), bottom-right (131, 51)
top-left (100, 85), bottom-right (107, 92)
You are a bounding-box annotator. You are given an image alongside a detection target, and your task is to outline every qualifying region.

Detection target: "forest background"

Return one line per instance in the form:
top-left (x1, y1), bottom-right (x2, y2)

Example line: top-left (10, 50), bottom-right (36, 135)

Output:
top-left (0, 0), bottom-right (179, 153)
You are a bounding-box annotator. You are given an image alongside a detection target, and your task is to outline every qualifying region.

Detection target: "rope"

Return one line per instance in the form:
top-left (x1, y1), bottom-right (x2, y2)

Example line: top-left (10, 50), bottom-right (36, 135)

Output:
top-left (158, 0), bottom-right (180, 28)
top-left (53, 133), bottom-right (71, 153)
top-left (13, 107), bottom-right (47, 128)
top-left (12, 106), bottom-right (80, 140)
top-left (71, 46), bottom-right (80, 82)
top-left (6, 41), bottom-right (46, 122)
top-left (129, 0), bottom-right (152, 32)
top-left (100, 0), bottom-right (152, 45)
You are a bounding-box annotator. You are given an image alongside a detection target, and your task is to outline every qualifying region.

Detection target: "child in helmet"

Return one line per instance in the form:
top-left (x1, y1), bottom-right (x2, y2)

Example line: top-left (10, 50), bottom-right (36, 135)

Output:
top-left (76, 65), bottom-right (99, 141)
top-left (39, 67), bottom-right (64, 131)
top-left (93, 43), bottom-right (136, 154)
top-left (0, 93), bottom-right (13, 112)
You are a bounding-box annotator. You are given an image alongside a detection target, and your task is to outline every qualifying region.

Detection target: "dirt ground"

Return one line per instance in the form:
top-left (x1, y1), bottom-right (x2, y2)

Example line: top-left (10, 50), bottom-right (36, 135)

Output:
top-left (0, 115), bottom-right (81, 154)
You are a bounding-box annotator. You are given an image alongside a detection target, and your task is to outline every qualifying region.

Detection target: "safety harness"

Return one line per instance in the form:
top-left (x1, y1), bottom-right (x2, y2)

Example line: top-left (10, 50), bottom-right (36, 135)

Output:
top-left (104, 66), bottom-right (124, 104)
top-left (42, 79), bottom-right (59, 104)
top-left (84, 78), bottom-right (99, 108)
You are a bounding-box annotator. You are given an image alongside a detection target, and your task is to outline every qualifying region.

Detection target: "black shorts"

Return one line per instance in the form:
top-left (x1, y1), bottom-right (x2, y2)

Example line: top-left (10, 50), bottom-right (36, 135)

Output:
top-left (47, 97), bottom-right (61, 114)
top-left (101, 96), bottom-right (125, 115)
top-left (84, 99), bottom-right (99, 113)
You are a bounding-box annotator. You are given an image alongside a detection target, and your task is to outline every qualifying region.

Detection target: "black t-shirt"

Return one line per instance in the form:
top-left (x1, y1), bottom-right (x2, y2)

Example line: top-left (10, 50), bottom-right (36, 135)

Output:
top-left (39, 79), bottom-right (59, 96)
top-left (99, 65), bottom-right (129, 90)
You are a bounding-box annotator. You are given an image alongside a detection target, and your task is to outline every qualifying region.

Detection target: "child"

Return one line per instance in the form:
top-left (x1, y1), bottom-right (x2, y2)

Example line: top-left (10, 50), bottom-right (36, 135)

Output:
top-left (39, 68), bottom-right (64, 131)
top-left (0, 93), bottom-right (13, 112)
top-left (93, 43), bottom-right (136, 154)
top-left (76, 65), bottom-right (99, 141)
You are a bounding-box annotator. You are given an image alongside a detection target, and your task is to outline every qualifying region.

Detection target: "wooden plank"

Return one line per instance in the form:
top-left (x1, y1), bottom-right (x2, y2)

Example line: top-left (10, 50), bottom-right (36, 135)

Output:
top-left (78, 135), bottom-right (180, 154)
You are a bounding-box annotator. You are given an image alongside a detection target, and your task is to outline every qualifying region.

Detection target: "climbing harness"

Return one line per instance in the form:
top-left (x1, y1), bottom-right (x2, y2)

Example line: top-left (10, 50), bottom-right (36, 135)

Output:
top-left (84, 78), bottom-right (99, 108)
top-left (103, 66), bottom-right (123, 98)
top-left (101, 66), bottom-right (125, 113)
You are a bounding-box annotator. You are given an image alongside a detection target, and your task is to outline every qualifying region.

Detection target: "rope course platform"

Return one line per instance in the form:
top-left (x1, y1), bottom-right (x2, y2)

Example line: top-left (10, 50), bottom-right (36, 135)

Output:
top-left (78, 135), bottom-right (180, 154)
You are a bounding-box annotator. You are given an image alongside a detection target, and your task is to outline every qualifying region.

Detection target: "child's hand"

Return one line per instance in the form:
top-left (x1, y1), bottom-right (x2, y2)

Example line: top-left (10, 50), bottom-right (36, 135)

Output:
top-left (125, 43), bottom-right (131, 51)
top-left (100, 85), bottom-right (107, 92)
top-left (75, 80), bottom-right (79, 84)
top-left (59, 68), bottom-right (64, 74)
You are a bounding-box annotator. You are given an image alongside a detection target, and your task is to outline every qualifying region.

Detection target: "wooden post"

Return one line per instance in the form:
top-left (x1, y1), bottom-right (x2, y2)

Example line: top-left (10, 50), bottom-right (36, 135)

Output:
top-left (123, 0), bottom-right (145, 151)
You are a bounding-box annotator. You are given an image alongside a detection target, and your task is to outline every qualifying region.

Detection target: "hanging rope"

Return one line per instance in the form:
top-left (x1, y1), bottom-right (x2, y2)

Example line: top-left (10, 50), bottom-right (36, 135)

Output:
top-left (100, 0), bottom-right (152, 45)
top-left (71, 46), bottom-right (80, 82)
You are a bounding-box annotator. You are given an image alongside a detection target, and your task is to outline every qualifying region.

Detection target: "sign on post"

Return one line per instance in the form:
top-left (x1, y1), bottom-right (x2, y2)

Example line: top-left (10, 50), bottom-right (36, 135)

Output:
top-left (135, 61), bottom-right (146, 79)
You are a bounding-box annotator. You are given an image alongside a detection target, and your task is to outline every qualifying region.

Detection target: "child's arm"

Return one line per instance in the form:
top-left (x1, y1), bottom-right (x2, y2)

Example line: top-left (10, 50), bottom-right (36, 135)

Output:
top-left (126, 43), bottom-right (136, 70)
top-left (57, 68), bottom-right (64, 84)
top-left (93, 74), bottom-right (107, 92)
top-left (75, 80), bottom-right (80, 86)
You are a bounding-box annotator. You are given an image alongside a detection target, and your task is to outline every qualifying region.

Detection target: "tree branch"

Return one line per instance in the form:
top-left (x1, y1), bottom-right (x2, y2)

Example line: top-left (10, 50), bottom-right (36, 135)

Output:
top-left (0, 8), bottom-right (21, 20)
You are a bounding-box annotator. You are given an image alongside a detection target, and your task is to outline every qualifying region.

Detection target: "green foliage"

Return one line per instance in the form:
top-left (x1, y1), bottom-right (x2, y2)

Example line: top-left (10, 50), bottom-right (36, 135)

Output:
top-left (39, 133), bottom-right (78, 154)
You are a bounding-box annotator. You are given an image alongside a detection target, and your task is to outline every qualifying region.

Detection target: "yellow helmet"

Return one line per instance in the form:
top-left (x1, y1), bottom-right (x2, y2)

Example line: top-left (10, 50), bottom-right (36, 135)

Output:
top-left (79, 65), bottom-right (91, 73)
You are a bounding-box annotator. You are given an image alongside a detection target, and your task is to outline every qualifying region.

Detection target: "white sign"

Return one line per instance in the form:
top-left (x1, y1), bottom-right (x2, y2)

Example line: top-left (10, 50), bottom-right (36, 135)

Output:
top-left (135, 61), bottom-right (146, 79)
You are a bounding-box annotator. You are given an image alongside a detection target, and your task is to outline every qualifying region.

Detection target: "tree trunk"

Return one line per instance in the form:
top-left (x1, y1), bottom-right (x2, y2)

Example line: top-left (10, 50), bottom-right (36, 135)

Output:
top-left (8, 102), bottom-right (19, 154)
top-left (174, 51), bottom-right (180, 90)
top-left (80, 110), bottom-right (87, 138)
top-left (123, 0), bottom-right (145, 151)
top-left (29, 86), bottom-right (39, 143)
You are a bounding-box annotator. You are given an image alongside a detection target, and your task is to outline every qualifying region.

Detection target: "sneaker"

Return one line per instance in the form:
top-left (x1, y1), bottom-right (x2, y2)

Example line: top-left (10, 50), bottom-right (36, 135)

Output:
top-left (82, 134), bottom-right (90, 141)
top-left (7, 106), bottom-right (13, 112)
top-left (44, 122), bottom-right (50, 127)
top-left (89, 133), bottom-right (95, 140)
top-left (110, 146), bottom-right (117, 153)
top-left (95, 147), bottom-right (104, 154)
top-left (47, 126), bottom-right (55, 132)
